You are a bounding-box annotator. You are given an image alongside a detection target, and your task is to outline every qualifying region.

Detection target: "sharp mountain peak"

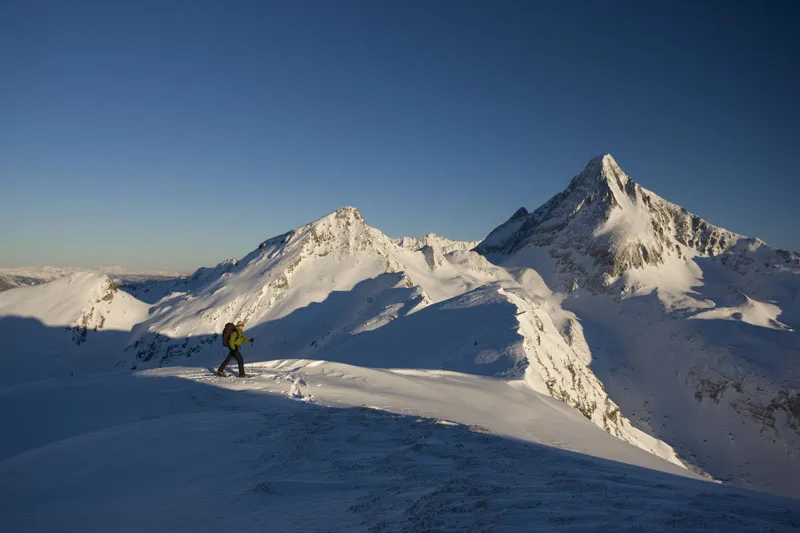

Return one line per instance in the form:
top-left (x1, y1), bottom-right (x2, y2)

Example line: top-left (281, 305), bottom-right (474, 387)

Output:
top-left (479, 154), bottom-right (744, 291)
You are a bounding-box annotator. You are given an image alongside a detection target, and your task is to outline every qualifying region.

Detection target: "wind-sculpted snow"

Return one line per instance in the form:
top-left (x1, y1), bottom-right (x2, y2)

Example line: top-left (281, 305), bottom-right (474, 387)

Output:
top-left (2, 367), bottom-right (798, 532)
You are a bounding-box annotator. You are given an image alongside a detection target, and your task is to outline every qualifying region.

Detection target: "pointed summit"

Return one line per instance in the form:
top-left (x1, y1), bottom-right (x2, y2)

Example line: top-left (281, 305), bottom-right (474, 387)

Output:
top-left (567, 153), bottom-right (633, 198)
top-left (308, 205), bottom-right (370, 247)
top-left (588, 153), bottom-right (621, 171)
top-left (585, 153), bottom-right (623, 174)
top-left (330, 205), bottom-right (364, 221)
top-left (478, 154), bottom-right (741, 291)
top-left (247, 205), bottom-right (374, 265)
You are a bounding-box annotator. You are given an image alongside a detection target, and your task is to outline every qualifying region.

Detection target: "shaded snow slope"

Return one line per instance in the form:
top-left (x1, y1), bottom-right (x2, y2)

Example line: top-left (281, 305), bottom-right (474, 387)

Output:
top-left (2, 367), bottom-right (799, 532)
top-left (567, 293), bottom-right (800, 498)
top-left (173, 360), bottom-right (693, 476)
top-left (0, 273), bottom-right (151, 384)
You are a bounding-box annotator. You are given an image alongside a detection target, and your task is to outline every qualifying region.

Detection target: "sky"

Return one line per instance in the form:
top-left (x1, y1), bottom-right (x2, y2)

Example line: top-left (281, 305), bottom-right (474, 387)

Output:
top-left (1, 0), bottom-right (798, 272)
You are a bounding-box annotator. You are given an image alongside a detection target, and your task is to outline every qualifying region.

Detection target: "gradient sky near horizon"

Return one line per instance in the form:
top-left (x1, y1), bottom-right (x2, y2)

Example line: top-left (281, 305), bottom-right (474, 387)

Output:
top-left (1, 0), bottom-right (798, 272)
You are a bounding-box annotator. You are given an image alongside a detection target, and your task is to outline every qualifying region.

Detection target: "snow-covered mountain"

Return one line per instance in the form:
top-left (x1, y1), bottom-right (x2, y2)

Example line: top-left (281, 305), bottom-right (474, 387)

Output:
top-left (2, 153), bottom-right (798, 522)
top-left (0, 271), bottom-right (149, 334)
top-left (129, 206), bottom-right (497, 358)
top-left (479, 154), bottom-right (798, 298)
top-left (0, 272), bottom-right (151, 383)
top-left (478, 154), bottom-right (800, 497)
top-left (117, 205), bottom-right (686, 468)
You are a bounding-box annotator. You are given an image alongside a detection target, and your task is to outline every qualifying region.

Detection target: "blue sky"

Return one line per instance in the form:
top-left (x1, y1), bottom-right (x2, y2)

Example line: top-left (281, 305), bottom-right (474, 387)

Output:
top-left (1, 0), bottom-right (798, 272)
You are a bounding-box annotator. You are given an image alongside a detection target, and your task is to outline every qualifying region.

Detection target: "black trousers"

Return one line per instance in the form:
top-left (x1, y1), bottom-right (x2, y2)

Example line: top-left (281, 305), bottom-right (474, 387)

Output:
top-left (218, 348), bottom-right (245, 376)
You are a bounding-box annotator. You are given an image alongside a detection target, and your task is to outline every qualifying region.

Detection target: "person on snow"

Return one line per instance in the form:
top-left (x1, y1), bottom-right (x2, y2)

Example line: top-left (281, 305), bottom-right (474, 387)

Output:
top-left (217, 321), bottom-right (254, 377)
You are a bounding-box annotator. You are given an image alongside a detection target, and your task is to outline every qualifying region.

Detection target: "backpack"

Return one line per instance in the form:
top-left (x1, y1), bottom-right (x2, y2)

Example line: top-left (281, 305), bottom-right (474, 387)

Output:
top-left (221, 322), bottom-right (236, 347)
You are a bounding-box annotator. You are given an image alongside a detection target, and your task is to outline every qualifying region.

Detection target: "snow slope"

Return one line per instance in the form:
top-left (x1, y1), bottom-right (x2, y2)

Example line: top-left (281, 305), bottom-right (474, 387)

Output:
top-left (2, 365), bottom-right (799, 532)
top-left (182, 359), bottom-right (688, 474)
top-left (0, 271), bottom-right (149, 331)
top-left (0, 272), bottom-right (151, 384)
top-left (691, 291), bottom-right (792, 330)
top-left (479, 154), bottom-right (800, 497)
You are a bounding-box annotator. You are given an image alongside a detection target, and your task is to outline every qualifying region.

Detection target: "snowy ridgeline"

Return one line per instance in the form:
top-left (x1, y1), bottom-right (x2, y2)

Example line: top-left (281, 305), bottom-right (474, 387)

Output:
top-left (0, 154), bottom-right (798, 520)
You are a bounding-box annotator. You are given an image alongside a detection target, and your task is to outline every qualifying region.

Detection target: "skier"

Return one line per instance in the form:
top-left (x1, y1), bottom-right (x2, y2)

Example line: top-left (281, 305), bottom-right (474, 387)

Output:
top-left (217, 321), bottom-right (254, 377)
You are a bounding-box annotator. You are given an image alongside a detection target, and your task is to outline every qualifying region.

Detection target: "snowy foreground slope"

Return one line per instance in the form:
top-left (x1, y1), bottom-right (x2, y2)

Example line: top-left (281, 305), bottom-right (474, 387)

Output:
top-left (2, 364), bottom-right (799, 532)
top-left (479, 154), bottom-right (800, 497)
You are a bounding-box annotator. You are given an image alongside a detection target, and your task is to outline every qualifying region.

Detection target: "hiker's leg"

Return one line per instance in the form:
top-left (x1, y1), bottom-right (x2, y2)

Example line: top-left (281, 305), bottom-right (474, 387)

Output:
top-left (233, 349), bottom-right (245, 377)
top-left (217, 351), bottom-right (235, 374)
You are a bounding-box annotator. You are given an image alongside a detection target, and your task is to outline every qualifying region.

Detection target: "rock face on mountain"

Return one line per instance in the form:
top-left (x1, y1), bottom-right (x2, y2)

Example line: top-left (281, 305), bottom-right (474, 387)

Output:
top-left (478, 154), bottom-right (800, 497)
top-left (478, 154), bottom-right (748, 292)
